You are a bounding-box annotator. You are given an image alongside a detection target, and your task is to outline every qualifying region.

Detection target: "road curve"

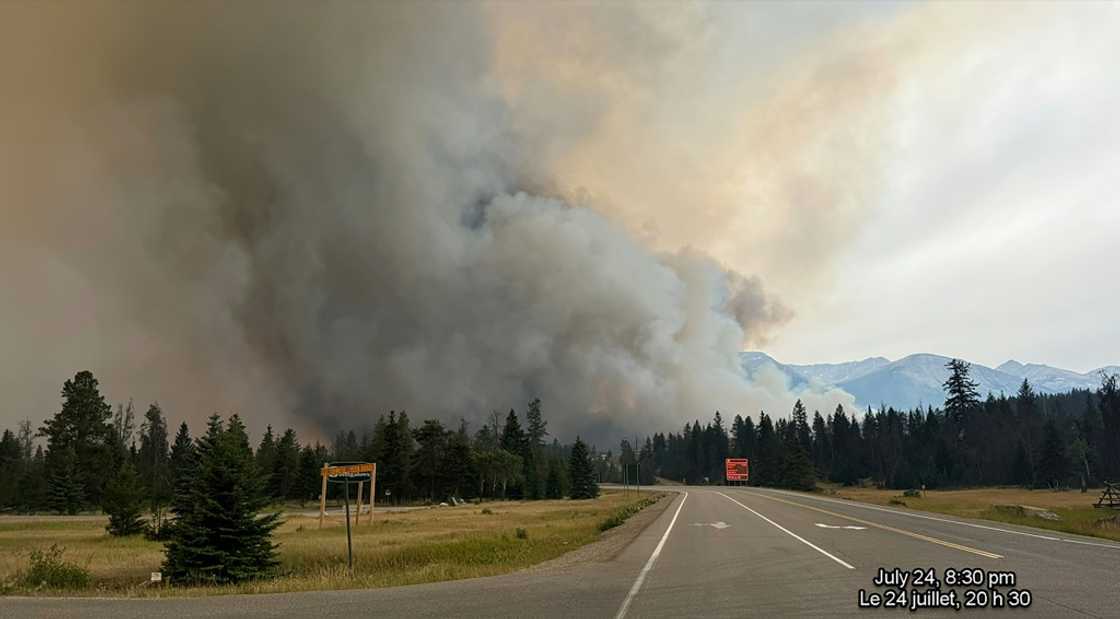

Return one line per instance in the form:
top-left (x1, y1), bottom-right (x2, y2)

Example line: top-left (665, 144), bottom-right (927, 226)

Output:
top-left (5, 487), bottom-right (1119, 617)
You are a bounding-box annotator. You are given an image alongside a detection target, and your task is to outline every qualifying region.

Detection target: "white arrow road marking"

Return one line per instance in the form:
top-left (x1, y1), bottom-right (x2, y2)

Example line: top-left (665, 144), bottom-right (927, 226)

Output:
top-left (815, 523), bottom-right (867, 530)
top-left (689, 521), bottom-right (730, 529)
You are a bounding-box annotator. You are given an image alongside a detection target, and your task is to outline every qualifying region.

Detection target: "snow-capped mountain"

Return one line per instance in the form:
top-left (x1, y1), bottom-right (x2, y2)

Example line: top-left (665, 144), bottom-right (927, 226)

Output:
top-left (741, 352), bottom-right (1115, 411)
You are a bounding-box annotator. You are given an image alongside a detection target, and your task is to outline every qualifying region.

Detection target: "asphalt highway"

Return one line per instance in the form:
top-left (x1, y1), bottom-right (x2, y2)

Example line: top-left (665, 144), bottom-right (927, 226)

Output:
top-left (7, 487), bottom-right (1120, 617)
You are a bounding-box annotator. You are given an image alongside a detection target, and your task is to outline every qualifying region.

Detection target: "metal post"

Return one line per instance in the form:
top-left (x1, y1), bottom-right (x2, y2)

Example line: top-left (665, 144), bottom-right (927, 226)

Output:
top-left (343, 480), bottom-right (353, 575)
top-left (356, 481), bottom-right (363, 527)
top-left (636, 461), bottom-right (640, 495)
top-left (319, 464), bottom-right (328, 529)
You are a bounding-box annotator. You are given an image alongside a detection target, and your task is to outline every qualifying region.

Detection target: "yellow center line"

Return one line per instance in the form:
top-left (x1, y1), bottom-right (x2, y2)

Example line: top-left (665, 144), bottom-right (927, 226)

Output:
top-left (737, 490), bottom-right (1003, 560)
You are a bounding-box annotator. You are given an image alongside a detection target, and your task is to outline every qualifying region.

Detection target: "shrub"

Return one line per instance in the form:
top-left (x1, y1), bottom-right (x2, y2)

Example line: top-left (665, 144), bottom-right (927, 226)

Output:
top-left (481, 508), bottom-right (494, 515)
top-left (888, 498), bottom-right (907, 506)
top-left (902, 489), bottom-right (922, 498)
top-left (515, 527), bottom-right (528, 539)
top-left (21, 545), bottom-right (91, 590)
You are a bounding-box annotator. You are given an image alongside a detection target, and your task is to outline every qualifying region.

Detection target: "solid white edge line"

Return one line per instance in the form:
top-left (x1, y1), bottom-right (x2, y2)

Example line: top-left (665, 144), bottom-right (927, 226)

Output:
top-left (752, 487), bottom-right (1120, 551)
top-left (717, 492), bottom-right (855, 570)
top-left (615, 491), bottom-right (688, 619)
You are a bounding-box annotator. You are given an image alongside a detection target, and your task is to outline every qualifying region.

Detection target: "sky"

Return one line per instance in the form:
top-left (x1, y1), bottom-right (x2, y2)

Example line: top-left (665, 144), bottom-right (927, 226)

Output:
top-left (0, 2), bottom-right (1117, 438)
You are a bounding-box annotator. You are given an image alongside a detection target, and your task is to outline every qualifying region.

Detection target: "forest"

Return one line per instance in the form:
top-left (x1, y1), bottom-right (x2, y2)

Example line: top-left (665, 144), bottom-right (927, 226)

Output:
top-left (2, 360), bottom-right (1118, 522)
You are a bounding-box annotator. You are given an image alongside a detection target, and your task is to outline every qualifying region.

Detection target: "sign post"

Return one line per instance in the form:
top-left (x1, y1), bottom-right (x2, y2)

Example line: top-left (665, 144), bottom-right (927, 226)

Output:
top-left (725, 458), bottom-right (749, 486)
top-left (320, 462), bottom-right (376, 575)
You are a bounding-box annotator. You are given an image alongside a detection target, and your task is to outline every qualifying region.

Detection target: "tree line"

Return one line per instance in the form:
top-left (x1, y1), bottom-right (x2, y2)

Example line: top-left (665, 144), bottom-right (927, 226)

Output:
top-left (636, 360), bottom-right (1120, 491)
top-left (0, 371), bottom-right (602, 583)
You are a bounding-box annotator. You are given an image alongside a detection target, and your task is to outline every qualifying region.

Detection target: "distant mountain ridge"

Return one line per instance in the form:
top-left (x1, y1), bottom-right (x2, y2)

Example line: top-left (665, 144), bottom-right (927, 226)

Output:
top-left (741, 352), bottom-right (1117, 411)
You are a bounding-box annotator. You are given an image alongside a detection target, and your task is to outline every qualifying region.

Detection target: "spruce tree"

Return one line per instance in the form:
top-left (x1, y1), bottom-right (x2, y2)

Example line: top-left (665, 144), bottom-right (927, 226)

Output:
top-left (297, 444), bottom-right (322, 506)
top-left (943, 359), bottom-right (980, 423)
top-left (163, 415), bottom-right (281, 584)
top-left (47, 447), bottom-right (83, 514)
top-left (1036, 418), bottom-right (1069, 489)
top-left (273, 429), bottom-right (300, 501)
top-left (568, 437), bottom-right (599, 499)
top-left (168, 421), bottom-right (196, 521)
top-left (138, 404), bottom-right (171, 535)
top-left (104, 461), bottom-right (145, 536)
top-left (41, 371), bottom-right (114, 508)
top-left (1012, 439), bottom-right (1033, 486)
top-left (545, 458), bottom-right (564, 499)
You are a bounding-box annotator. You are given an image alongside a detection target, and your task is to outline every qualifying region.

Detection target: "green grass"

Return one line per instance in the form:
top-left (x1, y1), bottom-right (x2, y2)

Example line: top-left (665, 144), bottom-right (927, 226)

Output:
top-left (599, 494), bottom-right (660, 531)
top-left (1, 490), bottom-right (665, 597)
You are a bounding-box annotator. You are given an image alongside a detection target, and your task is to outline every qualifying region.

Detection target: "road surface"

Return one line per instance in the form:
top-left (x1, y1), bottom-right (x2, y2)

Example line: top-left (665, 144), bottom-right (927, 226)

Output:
top-left (7, 487), bottom-right (1120, 617)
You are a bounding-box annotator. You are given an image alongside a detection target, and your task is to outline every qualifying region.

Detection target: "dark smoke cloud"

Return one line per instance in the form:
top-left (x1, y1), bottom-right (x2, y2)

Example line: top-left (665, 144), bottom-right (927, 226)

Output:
top-left (0, 2), bottom-right (847, 441)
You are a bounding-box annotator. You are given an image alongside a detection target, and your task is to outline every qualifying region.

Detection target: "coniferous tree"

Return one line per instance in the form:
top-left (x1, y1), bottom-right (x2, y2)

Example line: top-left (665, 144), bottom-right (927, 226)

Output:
top-left (943, 359), bottom-right (981, 423)
top-left (297, 444), bottom-right (322, 505)
top-left (163, 415), bottom-right (281, 584)
top-left (0, 429), bottom-right (20, 509)
top-left (138, 403), bottom-right (171, 535)
top-left (168, 422), bottom-right (196, 521)
top-left (754, 413), bottom-right (777, 486)
top-left (41, 371), bottom-right (115, 508)
top-left (103, 461), bottom-right (145, 536)
top-left (256, 426), bottom-right (277, 487)
top-left (47, 447), bottom-right (83, 514)
top-left (568, 437), bottom-right (599, 499)
top-left (412, 419), bottom-right (448, 502)
top-left (17, 446), bottom-right (48, 513)
top-left (444, 421), bottom-right (477, 498)
top-left (1036, 418), bottom-right (1069, 488)
top-left (1012, 439), bottom-right (1033, 486)
top-left (1098, 373), bottom-right (1120, 481)
top-left (273, 429), bottom-right (300, 501)
top-left (545, 458), bottom-right (564, 499)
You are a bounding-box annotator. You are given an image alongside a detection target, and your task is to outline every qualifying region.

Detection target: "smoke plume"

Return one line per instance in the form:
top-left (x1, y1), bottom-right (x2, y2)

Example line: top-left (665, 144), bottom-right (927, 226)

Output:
top-left (0, 2), bottom-right (866, 440)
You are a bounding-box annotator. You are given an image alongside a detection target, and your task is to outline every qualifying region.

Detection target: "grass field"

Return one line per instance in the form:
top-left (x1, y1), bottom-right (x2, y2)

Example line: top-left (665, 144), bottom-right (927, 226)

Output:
top-left (824, 485), bottom-right (1120, 542)
top-left (0, 490), bottom-right (665, 597)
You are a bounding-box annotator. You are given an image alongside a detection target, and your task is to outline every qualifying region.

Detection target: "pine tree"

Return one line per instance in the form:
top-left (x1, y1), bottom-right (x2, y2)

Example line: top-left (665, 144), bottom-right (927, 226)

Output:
top-left (41, 371), bottom-right (114, 508)
top-left (163, 415), bottom-right (281, 584)
top-left (1098, 373), bottom-right (1120, 481)
top-left (168, 421), bottom-right (196, 521)
top-left (754, 413), bottom-right (777, 486)
top-left (104, 461), bottom-right (145, 536)
top-left (0, 429), bottom-right (20, 509)
top-left (1012, 439), bottom-right (1033, 486)
top-left (568, 437), bottom-right (599, 499)
top-left (273, 428), bottom-right (300, 501)
top-left (256, 425), bottom-right (277, 489)
top-left (943, 359), bottom-right (981, 423)
top-left (1036, 418), bottom-right (1069, 489)
top-left (47, 447), bottom-right (83, 514)
top-left (523, 399), bottom-right (548, 500)
top-left (138, 403), bottom-right (171, 535)
top-left (412, 419), bottom-right (448, 502)
top-left (525, 398), bottom-right (547, 448)
top-left (545, 458), bottom-right (564, 499)
top-left (297, 444), bottom-right (322, 505)
top-left (444, 421), bottom-right (476, 498)
top-left (17, 446), bottom-right (48, 513)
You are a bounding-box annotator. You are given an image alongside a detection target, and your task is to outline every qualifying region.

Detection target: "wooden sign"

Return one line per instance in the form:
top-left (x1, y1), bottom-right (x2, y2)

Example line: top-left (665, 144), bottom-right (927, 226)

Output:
top-left (319, 462), bottom-right (377, 528)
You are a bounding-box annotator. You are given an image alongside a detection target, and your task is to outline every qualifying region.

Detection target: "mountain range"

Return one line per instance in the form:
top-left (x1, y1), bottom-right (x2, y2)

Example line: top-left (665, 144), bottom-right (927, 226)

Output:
top-left (741, 352), bottom-right (1119, 411)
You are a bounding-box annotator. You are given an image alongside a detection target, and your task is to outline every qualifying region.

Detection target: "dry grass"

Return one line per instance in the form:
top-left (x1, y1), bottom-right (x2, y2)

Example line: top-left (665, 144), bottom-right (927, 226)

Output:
top-left (0, 490), bottom-right (663, 597)
top-left (824, 485), bottom-right (1120, 542)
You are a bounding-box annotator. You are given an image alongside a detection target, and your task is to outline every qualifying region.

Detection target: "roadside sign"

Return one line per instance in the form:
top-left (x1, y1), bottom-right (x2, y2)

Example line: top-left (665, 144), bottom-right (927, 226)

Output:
top-left (725, 458), bottom-right (749, 482)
